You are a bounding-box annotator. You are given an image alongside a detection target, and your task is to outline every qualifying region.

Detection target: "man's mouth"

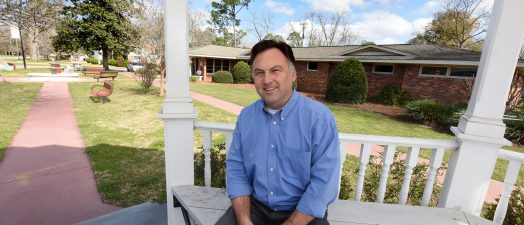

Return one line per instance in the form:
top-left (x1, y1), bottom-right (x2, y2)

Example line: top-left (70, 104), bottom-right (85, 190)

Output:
top-left (264, 87), bottom-right (276, 92)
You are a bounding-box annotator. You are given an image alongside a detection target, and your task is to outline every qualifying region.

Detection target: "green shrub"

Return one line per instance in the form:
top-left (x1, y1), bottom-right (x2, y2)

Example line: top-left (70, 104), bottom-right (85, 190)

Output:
top-left (505, 111), bottom-right (524, 144)
top-left (232, 61), bottom-right (251, 84)
top-left (85, 57), bottom-right (97, 64)
top-left (108, 59), bottom-right (117, 66)
top-left (482, 187), bottom-right (524, 225)
top-left (194, 144), bottom-right (226, 188)
top-left (189, 76), bottom-right (200, 82)
top-left (326, 58), bottom-right (367, 103)
top-left (406, 100), bottom-right (466, 127)
top-left (212, 71), bottom-right (233, 84)
top-left (372, 84), bottom-right (412, 106)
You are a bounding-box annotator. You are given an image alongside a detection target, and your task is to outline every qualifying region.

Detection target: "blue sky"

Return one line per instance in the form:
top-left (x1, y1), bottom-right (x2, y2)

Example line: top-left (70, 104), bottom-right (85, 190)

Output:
top-left (189, 0), bottom-right (493, 46)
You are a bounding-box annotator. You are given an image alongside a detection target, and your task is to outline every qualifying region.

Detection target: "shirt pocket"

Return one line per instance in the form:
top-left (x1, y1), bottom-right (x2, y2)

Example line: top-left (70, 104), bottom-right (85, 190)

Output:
top-left (279, 144), bottom-right (311, 179)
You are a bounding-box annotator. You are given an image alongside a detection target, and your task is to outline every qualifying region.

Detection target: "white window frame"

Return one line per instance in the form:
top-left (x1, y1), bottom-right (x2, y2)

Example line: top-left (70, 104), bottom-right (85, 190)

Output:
top-left (418, 65), bottom-right (476, 80)
top-left (307, 62), bottom-right (319, 71)
top-left (372, 64), bottom-right (394, 74)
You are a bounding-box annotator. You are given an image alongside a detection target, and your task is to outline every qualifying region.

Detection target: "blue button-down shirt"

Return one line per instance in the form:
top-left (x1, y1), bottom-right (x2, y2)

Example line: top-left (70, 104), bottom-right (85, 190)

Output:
top-left (226, 91), bottom-right (340, 218)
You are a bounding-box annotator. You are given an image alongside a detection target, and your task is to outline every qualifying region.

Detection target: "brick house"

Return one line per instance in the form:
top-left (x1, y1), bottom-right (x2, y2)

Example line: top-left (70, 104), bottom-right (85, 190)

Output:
top-left (190, 44), bottom-right (524, 103)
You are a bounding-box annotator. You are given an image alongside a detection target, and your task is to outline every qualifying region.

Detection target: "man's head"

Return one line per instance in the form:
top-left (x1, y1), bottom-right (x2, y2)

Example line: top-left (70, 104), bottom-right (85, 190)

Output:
top-left (249, 40), bottom-right (296, 110)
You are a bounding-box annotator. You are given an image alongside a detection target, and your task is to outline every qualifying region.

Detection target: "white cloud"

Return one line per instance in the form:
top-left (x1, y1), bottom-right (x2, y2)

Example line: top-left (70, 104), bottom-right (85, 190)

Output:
top-left (351, 11), bottom-right (412, 43)
top-left (302, 0), bottom-right (364, 13)
top-left (264, 0), bottom-right (294, 15)
top-left (412, 17), bottom-right (432, 33)
top-left (416, 0), bottom-right (440, 16)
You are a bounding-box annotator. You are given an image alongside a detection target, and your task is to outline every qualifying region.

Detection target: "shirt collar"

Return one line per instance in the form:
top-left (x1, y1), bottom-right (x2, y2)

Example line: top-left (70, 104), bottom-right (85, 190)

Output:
top-left (259, 91), bottom-right (299, 119)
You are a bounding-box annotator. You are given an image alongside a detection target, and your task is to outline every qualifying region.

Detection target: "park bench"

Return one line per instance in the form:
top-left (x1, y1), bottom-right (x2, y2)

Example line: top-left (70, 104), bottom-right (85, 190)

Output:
top-left (83, 67), bottom-right (118, 81)
top-left (172, 185), bottom-right (496, 225)
top-left (50, 63), bottom-right (64, 74)
top-left (90, 80), bottom-right (113, 103)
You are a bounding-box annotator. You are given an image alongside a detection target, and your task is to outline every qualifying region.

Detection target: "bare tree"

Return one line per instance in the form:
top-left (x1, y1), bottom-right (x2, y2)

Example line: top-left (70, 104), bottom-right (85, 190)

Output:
top-left (290, 10), bottom-right (357, 47)
top-left (288, 20), bottom-right (307, 47)
top-left (247, 11), bottom-right (273, 41)
top-left (189, 6), bottom-right (213, 47)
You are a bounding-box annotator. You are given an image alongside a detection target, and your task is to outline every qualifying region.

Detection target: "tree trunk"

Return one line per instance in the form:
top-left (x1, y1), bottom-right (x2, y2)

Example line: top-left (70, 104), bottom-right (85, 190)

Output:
top-left (29, 31), bottom-right (39, 61)
top-left (102, 47), bottom-right (109, 71)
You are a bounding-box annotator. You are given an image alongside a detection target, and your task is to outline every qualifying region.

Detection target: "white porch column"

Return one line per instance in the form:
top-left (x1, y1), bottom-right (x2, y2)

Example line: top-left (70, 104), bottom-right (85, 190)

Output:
top-left (438, 0), bottom-right (524, 215)
top-left (159, 1), bottom-right (197, 225)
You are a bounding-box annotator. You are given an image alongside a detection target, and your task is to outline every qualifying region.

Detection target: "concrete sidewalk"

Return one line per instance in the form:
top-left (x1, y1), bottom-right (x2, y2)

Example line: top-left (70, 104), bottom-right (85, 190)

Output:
top-left (0, 82), bottom-right (119, 225)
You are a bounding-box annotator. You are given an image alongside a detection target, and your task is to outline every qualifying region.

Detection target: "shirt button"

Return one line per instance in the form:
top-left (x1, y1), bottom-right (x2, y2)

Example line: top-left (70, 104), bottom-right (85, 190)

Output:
top-left (273, 121), bottom-right (276, 125)
top-left (281, 117), bottom-right (284, 120)
top-left (274, 208), bottom-right (278, 211)
top-left (270, 168), bottom-right (274, 171)
top-left (270, 191), bottom-right (274, 195)
top-left (271, 144), bottom-right (275, 148)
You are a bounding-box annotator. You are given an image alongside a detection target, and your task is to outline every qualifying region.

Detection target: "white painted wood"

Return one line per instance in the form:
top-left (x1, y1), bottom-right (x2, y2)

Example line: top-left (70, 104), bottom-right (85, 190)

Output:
top-left (439, 0), bottom-right (524, 216)
top-left (339, 133), bottom-right (457, 149)
top-left (399, 147), bottom-right (420, 205)
top-left (194, 122), bottom-right (235, 132)
top-left (376, 145), bottom-right (396, 203)
top-left (173, 185), bottom-right (498, 225)
top-left (225, 132), bottom-right (233, 152)
top-left (498, 149), bottom-right (524, 162)
top-left (493, 160), bottom-right (521, 224)
top-left (421, 147), bottom-right (445, 207)
top-left (202, 129), bottom-right (212, 187)
top-left (354, 143), bottom-right (371, 201)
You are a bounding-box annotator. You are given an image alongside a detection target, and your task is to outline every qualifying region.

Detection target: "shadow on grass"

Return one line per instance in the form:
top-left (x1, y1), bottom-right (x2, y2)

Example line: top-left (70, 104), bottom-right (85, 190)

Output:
top-left (85, 143), bottom-right (166, 207)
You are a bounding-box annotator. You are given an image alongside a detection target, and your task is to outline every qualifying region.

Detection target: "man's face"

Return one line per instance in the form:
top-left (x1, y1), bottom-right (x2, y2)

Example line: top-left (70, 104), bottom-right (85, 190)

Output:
top-left (252, 48), bottom-right (296, 110)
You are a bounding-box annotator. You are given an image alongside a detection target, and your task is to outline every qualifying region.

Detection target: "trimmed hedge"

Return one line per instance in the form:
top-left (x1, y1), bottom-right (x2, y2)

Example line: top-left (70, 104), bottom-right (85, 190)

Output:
top-left (483, 187), bottom-right (523, 225)
top-left (371, 84), bottom-right (411, 106)
top-left (232, 61), bottom-right (251, 84)
top-left (212, 71), bottom-right (233, 83)
top-left (505, 110), bottom-right (524, 144)
top-left (326, 58), bottom-right (367, 104)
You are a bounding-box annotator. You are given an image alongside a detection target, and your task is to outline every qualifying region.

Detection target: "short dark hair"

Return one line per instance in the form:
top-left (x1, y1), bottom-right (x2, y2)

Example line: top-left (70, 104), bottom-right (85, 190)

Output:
top-left (249, 40), bottom-right (295, 65)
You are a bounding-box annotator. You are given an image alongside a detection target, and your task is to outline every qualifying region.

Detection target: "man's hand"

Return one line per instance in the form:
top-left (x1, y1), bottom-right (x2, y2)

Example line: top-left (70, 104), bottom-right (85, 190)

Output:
top-left (282, 210), bottom-right (315, 225)
top-left (231, 195), bottom-right (253, 225)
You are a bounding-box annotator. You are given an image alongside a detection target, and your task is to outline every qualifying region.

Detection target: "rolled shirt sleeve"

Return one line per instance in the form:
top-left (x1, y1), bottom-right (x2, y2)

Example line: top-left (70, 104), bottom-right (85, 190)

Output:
top-left (296, 116), bottom-right (340, 218)
top-left (226, 116), bottom-right (253, 199)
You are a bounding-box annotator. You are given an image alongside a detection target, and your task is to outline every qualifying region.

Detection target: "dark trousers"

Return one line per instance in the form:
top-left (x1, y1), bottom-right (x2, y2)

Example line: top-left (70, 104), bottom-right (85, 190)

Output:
top-left (215, 198), bottom-right (329, 225)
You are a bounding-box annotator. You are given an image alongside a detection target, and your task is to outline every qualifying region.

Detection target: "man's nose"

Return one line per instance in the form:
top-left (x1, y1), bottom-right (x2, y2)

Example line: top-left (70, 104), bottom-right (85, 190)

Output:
top-left (263, 72), bottom-right (272, 84)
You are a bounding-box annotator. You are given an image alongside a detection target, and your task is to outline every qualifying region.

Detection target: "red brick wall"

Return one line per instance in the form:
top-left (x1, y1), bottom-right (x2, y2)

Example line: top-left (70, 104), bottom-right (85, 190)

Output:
top-left (401, 65), bottom-right (470, 103)
top-left (362, 63), bottom-right (405, 97)
top-left (295, 61), bottom-right (331, 94)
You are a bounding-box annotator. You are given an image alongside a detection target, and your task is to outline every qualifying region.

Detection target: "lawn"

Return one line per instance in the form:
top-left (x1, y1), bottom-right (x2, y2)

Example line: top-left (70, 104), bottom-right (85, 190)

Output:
top-left (190, 82), bottom-right (524, 185)
top-left (1, 68), bottom-right (53, 77)
top-left (0, 82), bottom-right (43, 160)
top-left (69, 81), bottom-right (237, 207)
top-left (0, 57), bottom-right (71, 66)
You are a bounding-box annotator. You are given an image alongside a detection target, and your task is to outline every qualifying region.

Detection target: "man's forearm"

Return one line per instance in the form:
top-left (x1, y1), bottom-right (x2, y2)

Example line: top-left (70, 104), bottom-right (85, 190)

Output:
top-left (282, 210), bottom-right (315, 225)
top-left (231, 195), bottom-right (253, 225)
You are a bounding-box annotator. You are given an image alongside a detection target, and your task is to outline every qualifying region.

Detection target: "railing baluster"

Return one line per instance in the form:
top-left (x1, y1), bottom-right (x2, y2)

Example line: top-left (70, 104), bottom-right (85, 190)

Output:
top-left (494, 160), bottom-right (521, 224)
top-left (225, 132), bottom-right (233, 152)
top-left (202, 129), bottom-right (212, 187)
top-left (421, 147), bottom-right (445, 206)
top-left (338, 141), bottom-right (348, 198)
top-left (354, 143), bottom-right (371, 201)
top-left (399, 146), bottom-right (420, 205)
top-left (376, 144), bottom-right (396, 203)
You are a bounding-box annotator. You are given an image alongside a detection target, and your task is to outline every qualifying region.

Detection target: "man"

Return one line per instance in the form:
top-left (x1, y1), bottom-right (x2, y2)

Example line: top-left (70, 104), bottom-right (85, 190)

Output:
top-left (216, 40), bottom-right (340, 225)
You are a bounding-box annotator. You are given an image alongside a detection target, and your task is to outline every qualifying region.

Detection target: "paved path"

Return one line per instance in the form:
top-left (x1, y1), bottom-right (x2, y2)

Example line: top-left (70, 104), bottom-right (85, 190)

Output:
top-left (0, 82), bottom-right (119, 225)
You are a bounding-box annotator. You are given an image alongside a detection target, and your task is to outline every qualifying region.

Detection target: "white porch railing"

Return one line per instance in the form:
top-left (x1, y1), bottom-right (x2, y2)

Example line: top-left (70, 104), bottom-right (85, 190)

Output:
top-left (493, 149), bottom-right (524, 224)
top-left (194, 121), bottom-right (524, 224)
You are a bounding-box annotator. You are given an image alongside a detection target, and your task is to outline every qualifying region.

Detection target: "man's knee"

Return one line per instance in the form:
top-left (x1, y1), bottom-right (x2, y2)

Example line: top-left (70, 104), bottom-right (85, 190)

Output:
top-left (215, 206), bottom-right (238, 225)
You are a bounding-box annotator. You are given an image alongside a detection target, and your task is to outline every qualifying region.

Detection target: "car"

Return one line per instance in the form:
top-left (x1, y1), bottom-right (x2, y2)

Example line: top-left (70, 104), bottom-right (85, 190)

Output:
top-left (127, 62), bottom-right (144, 72)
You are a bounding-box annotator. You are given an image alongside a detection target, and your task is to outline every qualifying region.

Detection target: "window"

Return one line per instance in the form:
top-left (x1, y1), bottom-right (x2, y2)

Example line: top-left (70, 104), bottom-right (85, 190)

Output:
top-left (372, 64), bottom-right (394, 74)
top-left (450, 67), bottom-right (477, 78)
top-left (420, 66), bottom-right (448, 76)
top-left (205, 59), bottom-right (232, 74)
top-left (307, 62), bottom-right (319, 71)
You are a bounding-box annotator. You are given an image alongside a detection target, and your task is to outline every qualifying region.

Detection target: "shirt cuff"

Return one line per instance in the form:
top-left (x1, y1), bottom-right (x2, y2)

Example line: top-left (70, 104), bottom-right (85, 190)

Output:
top-left (227, 182), bottom-right (253, 199)
top-left (296, 193), bottom-right (327, 218)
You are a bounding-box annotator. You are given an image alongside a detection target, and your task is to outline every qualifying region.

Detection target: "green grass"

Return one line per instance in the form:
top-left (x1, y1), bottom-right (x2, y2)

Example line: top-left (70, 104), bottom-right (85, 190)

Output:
top-left (1, 68), bottom-right (53, 77)
top-left (69, 81), bottom-right (236, 206)
top-left (0, 83), bottom-right (43, 160)
top-left (190, 82), bottom-right (524, 185)
top-left (0, 57), bottom-right (71, 66)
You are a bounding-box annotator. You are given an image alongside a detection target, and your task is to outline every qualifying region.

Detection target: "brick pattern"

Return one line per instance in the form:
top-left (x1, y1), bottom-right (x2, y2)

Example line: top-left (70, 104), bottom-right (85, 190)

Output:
top-left (295, 61), bottom-right (331, 94)
top-left (363, 63), bottom-right (405, 97)
top-left (401, 65), bottom-right (470, 103)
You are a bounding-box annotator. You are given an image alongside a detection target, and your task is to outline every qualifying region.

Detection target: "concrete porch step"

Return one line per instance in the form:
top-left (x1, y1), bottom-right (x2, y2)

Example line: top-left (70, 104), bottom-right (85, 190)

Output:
top-left (74, 202), bottom-right (167, 225)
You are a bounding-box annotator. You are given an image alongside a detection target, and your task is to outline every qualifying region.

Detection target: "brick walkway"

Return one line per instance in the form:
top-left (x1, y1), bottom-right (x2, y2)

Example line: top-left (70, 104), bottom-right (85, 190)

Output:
top-left (0, 82), bottom-right (119, 225)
